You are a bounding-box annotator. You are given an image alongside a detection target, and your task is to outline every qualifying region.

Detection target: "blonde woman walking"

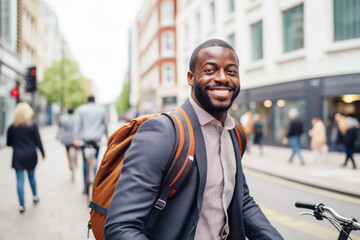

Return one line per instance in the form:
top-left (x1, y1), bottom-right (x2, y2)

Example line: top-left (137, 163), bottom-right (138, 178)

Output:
top-left (6, 102), bottom-right (45, 213)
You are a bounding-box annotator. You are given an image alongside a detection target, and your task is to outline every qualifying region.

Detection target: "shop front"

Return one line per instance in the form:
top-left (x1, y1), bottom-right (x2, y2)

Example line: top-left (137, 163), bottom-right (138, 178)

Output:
top-left (232, 73), bottom-right (360, 151)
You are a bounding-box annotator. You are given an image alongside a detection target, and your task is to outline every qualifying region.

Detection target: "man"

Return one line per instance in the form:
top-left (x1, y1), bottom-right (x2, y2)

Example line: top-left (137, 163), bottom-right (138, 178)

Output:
top-left (104, 39), bottom-right (283, 239)
top-left (74, 96), bottom-right (108, 193)
top-left (283, 108), bottom-right (305, 165)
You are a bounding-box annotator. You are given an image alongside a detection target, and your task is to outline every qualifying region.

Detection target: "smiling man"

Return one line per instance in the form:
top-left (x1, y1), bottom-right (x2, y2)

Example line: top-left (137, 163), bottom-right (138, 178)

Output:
top-left (104, 39), bottom-right (283, 240)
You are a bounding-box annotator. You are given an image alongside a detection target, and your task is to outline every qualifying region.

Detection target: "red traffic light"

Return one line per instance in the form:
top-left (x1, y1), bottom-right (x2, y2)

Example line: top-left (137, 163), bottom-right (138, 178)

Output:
top-left (11, 87), bottom-right (19, 98)
top-left (30, 69), bottom-right (36, 77)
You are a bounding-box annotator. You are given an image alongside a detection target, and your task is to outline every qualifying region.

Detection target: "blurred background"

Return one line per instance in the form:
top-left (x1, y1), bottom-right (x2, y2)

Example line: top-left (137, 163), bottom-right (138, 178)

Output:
top-left (0, 0), bottom-right (359, 151)
top-left (0, 0), bottom-right (360, 239)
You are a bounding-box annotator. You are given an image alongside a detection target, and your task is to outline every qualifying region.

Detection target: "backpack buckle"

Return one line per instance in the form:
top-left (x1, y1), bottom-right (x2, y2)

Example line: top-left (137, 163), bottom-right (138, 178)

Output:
top-left (155, 199), bottom-right (166, 210)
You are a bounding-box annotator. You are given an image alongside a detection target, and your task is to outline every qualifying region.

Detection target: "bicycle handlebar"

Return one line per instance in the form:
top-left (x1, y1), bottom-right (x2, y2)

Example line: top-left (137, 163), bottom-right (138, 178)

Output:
top-left (295, 202), bottom-right (360, 230)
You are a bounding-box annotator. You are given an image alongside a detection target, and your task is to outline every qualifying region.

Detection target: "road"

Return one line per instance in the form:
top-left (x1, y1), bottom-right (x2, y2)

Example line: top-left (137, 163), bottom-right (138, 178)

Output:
top-left (1, 122), bottom-right (359, 240)
top-left (244, 168), bottom-right (360, 240)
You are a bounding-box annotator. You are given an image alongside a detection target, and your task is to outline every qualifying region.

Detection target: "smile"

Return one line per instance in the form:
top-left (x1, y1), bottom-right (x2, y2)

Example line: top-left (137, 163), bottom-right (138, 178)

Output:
top-left (211, 89), bottom-right (231, 95)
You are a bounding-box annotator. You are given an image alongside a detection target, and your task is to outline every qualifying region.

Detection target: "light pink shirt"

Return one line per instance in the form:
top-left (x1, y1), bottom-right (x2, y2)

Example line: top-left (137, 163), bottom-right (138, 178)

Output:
top-left (190, 98), bottom-right (237, 240)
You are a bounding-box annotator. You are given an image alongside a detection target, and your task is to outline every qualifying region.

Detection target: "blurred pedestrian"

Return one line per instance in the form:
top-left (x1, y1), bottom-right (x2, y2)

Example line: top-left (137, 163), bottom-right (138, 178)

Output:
top-left (73, 96), bottom-right (109, 194)
top-left (240, 111), bottom-right (253, 152)
top-left (6, 102), bottom-right (45, 213)
top-left (330, 113), bottom-right (347, 152)
top-left (57, 107), bottom-right (79, 169)
top-left (252, 113), bottom-right (263, 155)
top-left (338, 115), bottom-right (358, 169)
top-left (282, 108), bottom-right (305, 165)
top-left (308, 117), bottom-right (327, 161)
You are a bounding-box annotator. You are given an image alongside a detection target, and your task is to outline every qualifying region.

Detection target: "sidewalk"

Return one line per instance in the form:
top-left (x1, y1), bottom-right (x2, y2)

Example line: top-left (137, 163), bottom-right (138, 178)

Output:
top-left (0, 123), bottom-right (122, 240)
top-left (0, 124), bottom-right (359, 240)
top-left (242, 144), bottom-right (360, 197)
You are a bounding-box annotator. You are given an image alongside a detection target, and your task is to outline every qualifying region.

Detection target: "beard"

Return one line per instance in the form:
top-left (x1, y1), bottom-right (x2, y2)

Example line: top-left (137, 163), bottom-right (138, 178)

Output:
top-left (193, 78), bottom-right (240, 114)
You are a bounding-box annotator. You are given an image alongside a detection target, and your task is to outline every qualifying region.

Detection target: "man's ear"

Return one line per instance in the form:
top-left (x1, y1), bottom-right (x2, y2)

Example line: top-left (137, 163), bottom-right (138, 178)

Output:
top-left (187, 71), bottom-right (194, 86)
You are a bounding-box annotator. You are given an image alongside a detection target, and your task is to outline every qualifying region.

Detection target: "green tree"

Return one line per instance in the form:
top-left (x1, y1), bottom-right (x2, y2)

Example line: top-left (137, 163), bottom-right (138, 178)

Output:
top-left (38, 57), bottom-right (87, 108)
top-left (114, 81), bottom-right (130, 115)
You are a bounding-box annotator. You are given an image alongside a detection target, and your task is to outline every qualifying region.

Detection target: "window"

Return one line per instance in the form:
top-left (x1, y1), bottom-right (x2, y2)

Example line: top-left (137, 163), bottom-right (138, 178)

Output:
top-left (334, 0), bottom-right (360, 41)
top-left (162, 32), bottom-right (173, 53)
top-left (161, 1), bottom-right (174, 24)
top-left (162, 64), bottom-right (174, 86)
top-left (228, 33), bottom-right (236, 49)
top-left (210, 1), bottom-right (216, 25)
top-left (283, 4), bottom-right (304, 52)
top-left (251, 21), bottom-right (263, 60)
top-left (1, 0), bottom-right (17, 52)
top-left (229, 0), bottom-right (235, 13)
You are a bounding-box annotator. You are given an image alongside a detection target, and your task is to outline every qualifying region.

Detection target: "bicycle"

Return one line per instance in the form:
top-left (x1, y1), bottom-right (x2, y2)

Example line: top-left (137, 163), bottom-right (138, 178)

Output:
top-left (82, 143), bottom-right (98, 202)
top-left (295, 202), bottom-right (360, 240)
top-left (68, 145), bottom-right (77, 182)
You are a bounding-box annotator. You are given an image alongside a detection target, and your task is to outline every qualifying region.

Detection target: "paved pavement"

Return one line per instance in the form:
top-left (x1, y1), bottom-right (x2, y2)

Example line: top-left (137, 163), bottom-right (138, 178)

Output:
top-left (0, 123), bottom-right (359, 240)
top-left (242, 143), bottom-right (360, 197)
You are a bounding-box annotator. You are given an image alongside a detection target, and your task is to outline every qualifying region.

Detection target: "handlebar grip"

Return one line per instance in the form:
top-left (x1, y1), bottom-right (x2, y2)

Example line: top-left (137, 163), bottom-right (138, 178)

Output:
top-left (295, 202), bottom-right (316, 210)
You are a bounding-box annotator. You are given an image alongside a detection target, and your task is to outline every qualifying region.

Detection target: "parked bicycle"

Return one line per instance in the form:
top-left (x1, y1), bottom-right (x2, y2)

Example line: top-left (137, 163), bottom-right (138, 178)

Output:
top-left (295, 202), bottom-right (360, 240)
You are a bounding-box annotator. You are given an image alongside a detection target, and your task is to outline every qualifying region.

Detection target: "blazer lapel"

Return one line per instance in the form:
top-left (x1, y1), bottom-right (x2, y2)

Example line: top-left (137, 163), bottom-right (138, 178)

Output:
top-left (181, 99), bottom-right (207, 218)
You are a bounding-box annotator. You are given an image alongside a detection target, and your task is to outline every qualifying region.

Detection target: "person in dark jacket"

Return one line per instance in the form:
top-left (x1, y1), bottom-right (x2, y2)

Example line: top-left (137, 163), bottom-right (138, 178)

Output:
top-left (7, 102), bottom-right (45, 213)
top-left (252, 113), bottom-right (263, 155)
top-left (283, 108), bottom-right (305, 164)
top-left (338, 116), bottom-right (358, 169)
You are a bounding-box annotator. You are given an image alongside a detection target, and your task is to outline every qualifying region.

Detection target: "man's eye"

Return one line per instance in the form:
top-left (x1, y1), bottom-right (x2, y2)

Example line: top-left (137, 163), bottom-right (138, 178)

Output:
top-left (227, 69), bottom-right (238, 74)
top-left (205, 69), bottom-right (215, 73)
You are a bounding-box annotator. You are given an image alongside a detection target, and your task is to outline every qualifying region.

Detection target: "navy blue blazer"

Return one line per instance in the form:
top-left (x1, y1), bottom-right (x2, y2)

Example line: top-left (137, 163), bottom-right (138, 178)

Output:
top-left (104, 100), bottom-right (283, 240)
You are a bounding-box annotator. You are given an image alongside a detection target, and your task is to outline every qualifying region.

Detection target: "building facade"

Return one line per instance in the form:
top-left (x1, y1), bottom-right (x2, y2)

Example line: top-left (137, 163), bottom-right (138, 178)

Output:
top-left (0, 0), bottom-right (24, 146)
top-left (175, 0), bottom-right (360, 150)
top-left (0, 0), bottom-right (70, 146)
top-left (134, 0), bottom-right (178, 114)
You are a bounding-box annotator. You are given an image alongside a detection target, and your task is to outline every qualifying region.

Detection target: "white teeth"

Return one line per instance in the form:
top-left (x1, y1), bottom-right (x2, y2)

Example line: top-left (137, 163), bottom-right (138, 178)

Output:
top-left (212, 89), bottom-right (229, 94)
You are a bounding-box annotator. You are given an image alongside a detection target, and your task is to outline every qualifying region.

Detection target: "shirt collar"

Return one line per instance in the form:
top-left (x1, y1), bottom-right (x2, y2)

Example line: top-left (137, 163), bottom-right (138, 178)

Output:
top-left (189, 97), bottom-right (235, 130)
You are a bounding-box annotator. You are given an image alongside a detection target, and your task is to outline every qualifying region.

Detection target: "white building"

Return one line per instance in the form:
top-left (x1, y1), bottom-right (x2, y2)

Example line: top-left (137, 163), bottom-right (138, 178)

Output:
top-left (176, 0), bottom-right (360, 149)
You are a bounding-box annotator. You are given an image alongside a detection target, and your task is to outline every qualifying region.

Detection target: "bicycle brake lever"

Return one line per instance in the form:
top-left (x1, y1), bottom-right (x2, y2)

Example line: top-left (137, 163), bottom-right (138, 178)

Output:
top-left (299, 212), bottom-right (314, 217)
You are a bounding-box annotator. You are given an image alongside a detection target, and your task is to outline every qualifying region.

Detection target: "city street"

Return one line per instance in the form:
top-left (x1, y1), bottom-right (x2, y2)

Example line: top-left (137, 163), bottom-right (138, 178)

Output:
top-left (0, 122), bottom-right (122, 240)
top-left (0, 122), bottom-right (359, 240)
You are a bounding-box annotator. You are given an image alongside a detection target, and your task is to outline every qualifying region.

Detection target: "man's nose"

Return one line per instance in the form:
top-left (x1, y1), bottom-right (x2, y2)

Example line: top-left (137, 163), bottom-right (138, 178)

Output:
top-left (215, 69), bottom-right (228, 83)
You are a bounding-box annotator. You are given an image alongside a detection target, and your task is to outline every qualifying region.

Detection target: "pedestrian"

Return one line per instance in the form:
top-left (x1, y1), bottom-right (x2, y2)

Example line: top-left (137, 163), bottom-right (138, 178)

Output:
top-left (308, 117), bottom-right (327, 161)
top-left (338, 115), bottom-right (358, 169)
top-left (240, 110), bottom-right (253, 152)
top-left (57, 107), bottom-right (79, 169)
top-left (6, 102), bottom-right (45, 213)
top-left (104, 39), bottom-right (283, 239)
top-left (73, 96), bottom-right (108, 194)
top-left (282, 108), bottom-right (305, 165)
top-left (330, 113), bottom-right (347, 152)
top-left (253, 113), bottom-right (263, 155)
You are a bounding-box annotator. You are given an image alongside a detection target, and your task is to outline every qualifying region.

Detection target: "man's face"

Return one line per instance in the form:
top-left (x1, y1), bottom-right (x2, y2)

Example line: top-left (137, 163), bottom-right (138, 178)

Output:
top-left (188, 46), bottom-right (240, 117)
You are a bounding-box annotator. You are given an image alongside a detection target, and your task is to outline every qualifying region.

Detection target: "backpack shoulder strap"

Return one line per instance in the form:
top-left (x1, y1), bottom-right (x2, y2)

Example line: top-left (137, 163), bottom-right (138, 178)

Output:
top-left (146, 108), bottom-right (195, 228)
top-left (233, 118), bottom-right (247, 158)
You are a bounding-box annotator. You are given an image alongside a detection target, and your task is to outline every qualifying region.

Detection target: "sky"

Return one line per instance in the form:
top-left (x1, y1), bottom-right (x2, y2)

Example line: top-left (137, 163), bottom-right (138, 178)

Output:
top-left (44, 0), bottom-right (144, 104)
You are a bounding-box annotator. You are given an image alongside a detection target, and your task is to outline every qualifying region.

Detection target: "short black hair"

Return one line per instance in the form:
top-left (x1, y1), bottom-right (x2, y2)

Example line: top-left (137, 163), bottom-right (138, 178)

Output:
top-left (88, 96), bottom-right (95, 103)
top-left (189, 39), bottom-right (238, 73)
top-left (67, 107), bottom-right (74, 114)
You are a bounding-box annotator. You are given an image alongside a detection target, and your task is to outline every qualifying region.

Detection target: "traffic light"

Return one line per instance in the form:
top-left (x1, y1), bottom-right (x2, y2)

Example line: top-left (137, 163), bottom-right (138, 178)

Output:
top-left (11, 81), bottom-right (20, 103)
top-left (11, 87), bottom-right (19, 99)
top-left (26, 66), bottom-right (37, 92)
